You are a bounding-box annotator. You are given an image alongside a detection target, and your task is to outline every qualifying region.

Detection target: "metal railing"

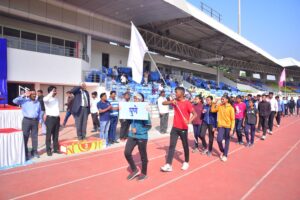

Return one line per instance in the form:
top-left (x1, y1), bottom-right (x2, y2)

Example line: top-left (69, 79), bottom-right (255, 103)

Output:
top-left (200, 2), bottom-right (222, 22)
top-left (1, 35), bottom-right (89, 61)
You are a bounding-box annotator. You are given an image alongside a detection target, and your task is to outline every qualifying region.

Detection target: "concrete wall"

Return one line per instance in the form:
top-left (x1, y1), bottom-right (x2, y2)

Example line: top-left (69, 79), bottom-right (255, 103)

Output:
top-left (7, 48), bottom-right (85, 85)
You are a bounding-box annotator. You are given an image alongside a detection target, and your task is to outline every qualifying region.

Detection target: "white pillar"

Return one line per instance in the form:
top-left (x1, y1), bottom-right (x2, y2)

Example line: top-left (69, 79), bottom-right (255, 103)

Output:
top-left (87, 34), bottom-right (92, 67)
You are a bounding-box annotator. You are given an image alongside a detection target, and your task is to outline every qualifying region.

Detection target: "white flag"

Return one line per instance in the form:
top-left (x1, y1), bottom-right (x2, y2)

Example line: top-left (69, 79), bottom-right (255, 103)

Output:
top-left (127, 22), bottom-right (148, 83)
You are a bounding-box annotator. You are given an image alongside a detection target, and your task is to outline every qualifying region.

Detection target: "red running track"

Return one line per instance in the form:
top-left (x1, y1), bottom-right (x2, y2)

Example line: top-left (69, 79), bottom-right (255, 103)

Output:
top-left (0, 117), bottom-right (300, 200)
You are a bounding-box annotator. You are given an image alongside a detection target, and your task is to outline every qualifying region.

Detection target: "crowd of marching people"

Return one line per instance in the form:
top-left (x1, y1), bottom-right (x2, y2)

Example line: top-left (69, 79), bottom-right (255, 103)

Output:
top-left (12, 82), bottom-right (300, 181)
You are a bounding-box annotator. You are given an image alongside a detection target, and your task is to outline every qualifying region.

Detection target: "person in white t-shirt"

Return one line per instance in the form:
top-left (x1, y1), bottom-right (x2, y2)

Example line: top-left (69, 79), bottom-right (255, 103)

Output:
top-left (157, 91), bottom-right (169, 134)
top-left (43, 86), bottom-right (61, 156)
top-left (267, 92), bottom-right (278, 134)
top-left (90, 91), bottom-right (100, 132)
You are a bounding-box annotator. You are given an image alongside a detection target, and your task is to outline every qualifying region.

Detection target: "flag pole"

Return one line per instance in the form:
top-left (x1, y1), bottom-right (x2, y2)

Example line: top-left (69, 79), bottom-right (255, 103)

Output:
top-left (147, 52), bottom-right (187, 122)
top-left (147, 52), bottom-right (167, 86)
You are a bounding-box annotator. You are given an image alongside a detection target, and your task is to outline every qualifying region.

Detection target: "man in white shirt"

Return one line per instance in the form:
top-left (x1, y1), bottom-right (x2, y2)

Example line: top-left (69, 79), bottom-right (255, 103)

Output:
top-left (90, 91), bottom-right (100, 132)
top-left (267, 92), bottom-right (278, 134)
top-left (157, 91), bottom-right (169, 134)
top-left (43, 86), bottom-right (61, 156)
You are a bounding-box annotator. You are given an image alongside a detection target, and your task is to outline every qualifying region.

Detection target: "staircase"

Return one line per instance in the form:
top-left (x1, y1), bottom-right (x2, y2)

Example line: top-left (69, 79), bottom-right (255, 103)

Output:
top-left (149, 105), bottom-right (174, 118)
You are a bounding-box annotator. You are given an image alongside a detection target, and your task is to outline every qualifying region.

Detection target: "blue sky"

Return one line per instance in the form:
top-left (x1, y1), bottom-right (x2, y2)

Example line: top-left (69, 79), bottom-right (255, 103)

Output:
top-left (187, 0), bottom-right (300, 60)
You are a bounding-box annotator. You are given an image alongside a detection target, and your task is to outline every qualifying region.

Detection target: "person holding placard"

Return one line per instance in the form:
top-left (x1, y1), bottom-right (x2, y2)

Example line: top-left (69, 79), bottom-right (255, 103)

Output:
top-left (124, 93), bottom-right (151, 181)
top-left (160, 87), bottom-right (197, 172)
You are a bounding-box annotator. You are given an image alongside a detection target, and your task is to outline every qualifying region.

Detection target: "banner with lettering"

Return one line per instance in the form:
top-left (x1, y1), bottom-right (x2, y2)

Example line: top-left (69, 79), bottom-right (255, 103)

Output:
top-left (0, 38), bottom-right (8, 104)
top-left (119, 102), bottom-right (149, 120)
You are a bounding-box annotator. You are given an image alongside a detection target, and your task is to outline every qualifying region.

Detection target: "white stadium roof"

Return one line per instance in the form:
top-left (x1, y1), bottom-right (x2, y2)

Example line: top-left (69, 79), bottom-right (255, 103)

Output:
top-left (20, 0), bottom-right (299, 75)
top-left (278, 58), bottom-right (300, 68)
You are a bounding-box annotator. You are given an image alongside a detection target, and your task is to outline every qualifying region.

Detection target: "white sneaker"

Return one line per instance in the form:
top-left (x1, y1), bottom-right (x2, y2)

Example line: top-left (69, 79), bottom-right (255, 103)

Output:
top-left (261, 135), bottom-right (266, 140)
top-left (161, 164), bottom-right (172, 172)
top-left (219, 154), bottom-right (224, 159)
top-left (269, 131), bottom-right (273, 135)
top-left (221, 156), bottom-right (228, 162)
top-left (267, 129), bottom-right (270, 133)
top-left (181, 162), bottom-right (189, 170)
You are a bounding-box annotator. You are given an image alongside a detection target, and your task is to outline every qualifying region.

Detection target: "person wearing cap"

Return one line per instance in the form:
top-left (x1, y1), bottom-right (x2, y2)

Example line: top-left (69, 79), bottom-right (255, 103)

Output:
top-left (258, 94), bottom-right (271, 140)
top-left (157, 90), bottom-right (169, 134)
top-left (124, 93), bottom-right (151, 181)
top-left (267, 92), bottom-right (278, 134)
top-left (233, 95), bottom-right (247, 145)
top-left (160, 87), bottom-right (197, 172)
top-left (211, 95), bottom-right (235, 162)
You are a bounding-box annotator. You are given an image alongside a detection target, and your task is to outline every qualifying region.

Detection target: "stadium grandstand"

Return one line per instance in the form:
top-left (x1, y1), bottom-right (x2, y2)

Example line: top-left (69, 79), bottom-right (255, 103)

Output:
top-left (0, 0), bottom-right (299, 110)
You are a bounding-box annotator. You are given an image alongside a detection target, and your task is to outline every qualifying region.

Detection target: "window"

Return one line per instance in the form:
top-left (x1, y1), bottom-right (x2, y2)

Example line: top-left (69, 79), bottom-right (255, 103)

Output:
top-left (37, 35), bottom-right (50, 53)
top-left (3, 27), bottom-right (20, 48)
top-left (65, 40), bottom-right (76, 57)
top-left (51, 37), bottom-right (64, 55)
top-left (52, 37), bottom-right (64, 46)
top-left (102, 53), bottom-right (109, 68)
top-left (21, 31), bottom-right (36, 51)
top-left (252, 73), bottom-right (261, 79)
top-left (239, 70), bottom-right (247, 77)
top-left (3, 27), bottom-right (20, 37)
top-left (267, 75), bottom-right (276, 81)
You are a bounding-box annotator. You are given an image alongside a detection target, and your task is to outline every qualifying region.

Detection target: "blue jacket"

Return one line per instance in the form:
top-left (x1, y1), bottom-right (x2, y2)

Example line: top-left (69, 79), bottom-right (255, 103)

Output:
top-left (128, 114), bottom-right (152, 140)
top-left (202, 104), bottom-right (217, 128)
top-left (297, 99), bottom-right (300, 108)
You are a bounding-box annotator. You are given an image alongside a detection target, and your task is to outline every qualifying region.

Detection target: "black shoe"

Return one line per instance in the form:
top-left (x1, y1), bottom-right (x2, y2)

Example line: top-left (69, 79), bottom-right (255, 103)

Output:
top-left (78, 137), bottom-right (83, 140)
top-left (25, 155), bottom-right (30, 161)
top-left (207, 151), bottom-right (212, 157)
top-left (47, 151), bottom-right (52, 156)
top-left (127, 170), bottom-right (139, 180)
top-left (53, 150), bottom-right (62, 154)
top-left (82, 136), bottom-right (86, 140)
top-left (137, 174), bottom-right (148, 181)
top-left (114, 140), bottom-right (120, 144)
top-left (31, 151), bottom-right (40, 158)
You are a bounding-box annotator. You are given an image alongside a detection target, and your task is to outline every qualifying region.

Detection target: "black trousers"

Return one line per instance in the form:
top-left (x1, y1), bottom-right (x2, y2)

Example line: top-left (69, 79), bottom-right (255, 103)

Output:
top-left (120, 119), bottom-right (130, 139)
top-left (268, 111), bottom-right (276, 131)
top-left (74, 107), bottom-right (89, 139)
top-left (260, 116), bottom-right (269, 135)
top-left (45, 116), bottom-right (60, 152)
top-left (124, 137), bottom-right (148, 175)
top-left (91, 113), bottom-right (100, 130)
top-left (284, 104), bottom-right (289, 115)
top-left (276, 111), bottom-right (282, 125)
top-left (200, 122), bottom-right (215, 152)
top-left (166, 127), bottom-right (189, 165)
top-left (22, 118), bottom-right (39, 157)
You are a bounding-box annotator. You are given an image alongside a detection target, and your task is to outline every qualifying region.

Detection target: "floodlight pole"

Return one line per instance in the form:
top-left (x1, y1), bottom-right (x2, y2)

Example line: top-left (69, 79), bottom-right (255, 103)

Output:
top-left (238, 0), bottom-right (241, 35)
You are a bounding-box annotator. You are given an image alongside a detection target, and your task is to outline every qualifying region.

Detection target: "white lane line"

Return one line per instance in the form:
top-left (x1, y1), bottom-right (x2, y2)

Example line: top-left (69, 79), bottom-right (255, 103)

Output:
top-left (1, 137), bottom-right (170, 176)
top-left (9, 147), bottom-right (182, 200)
top-left (129, 118), bottom-right (300, 200)
top-left (240, 138), bottom-right (300, 200)
top-left (8, 118), bottom-right (300, 200)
